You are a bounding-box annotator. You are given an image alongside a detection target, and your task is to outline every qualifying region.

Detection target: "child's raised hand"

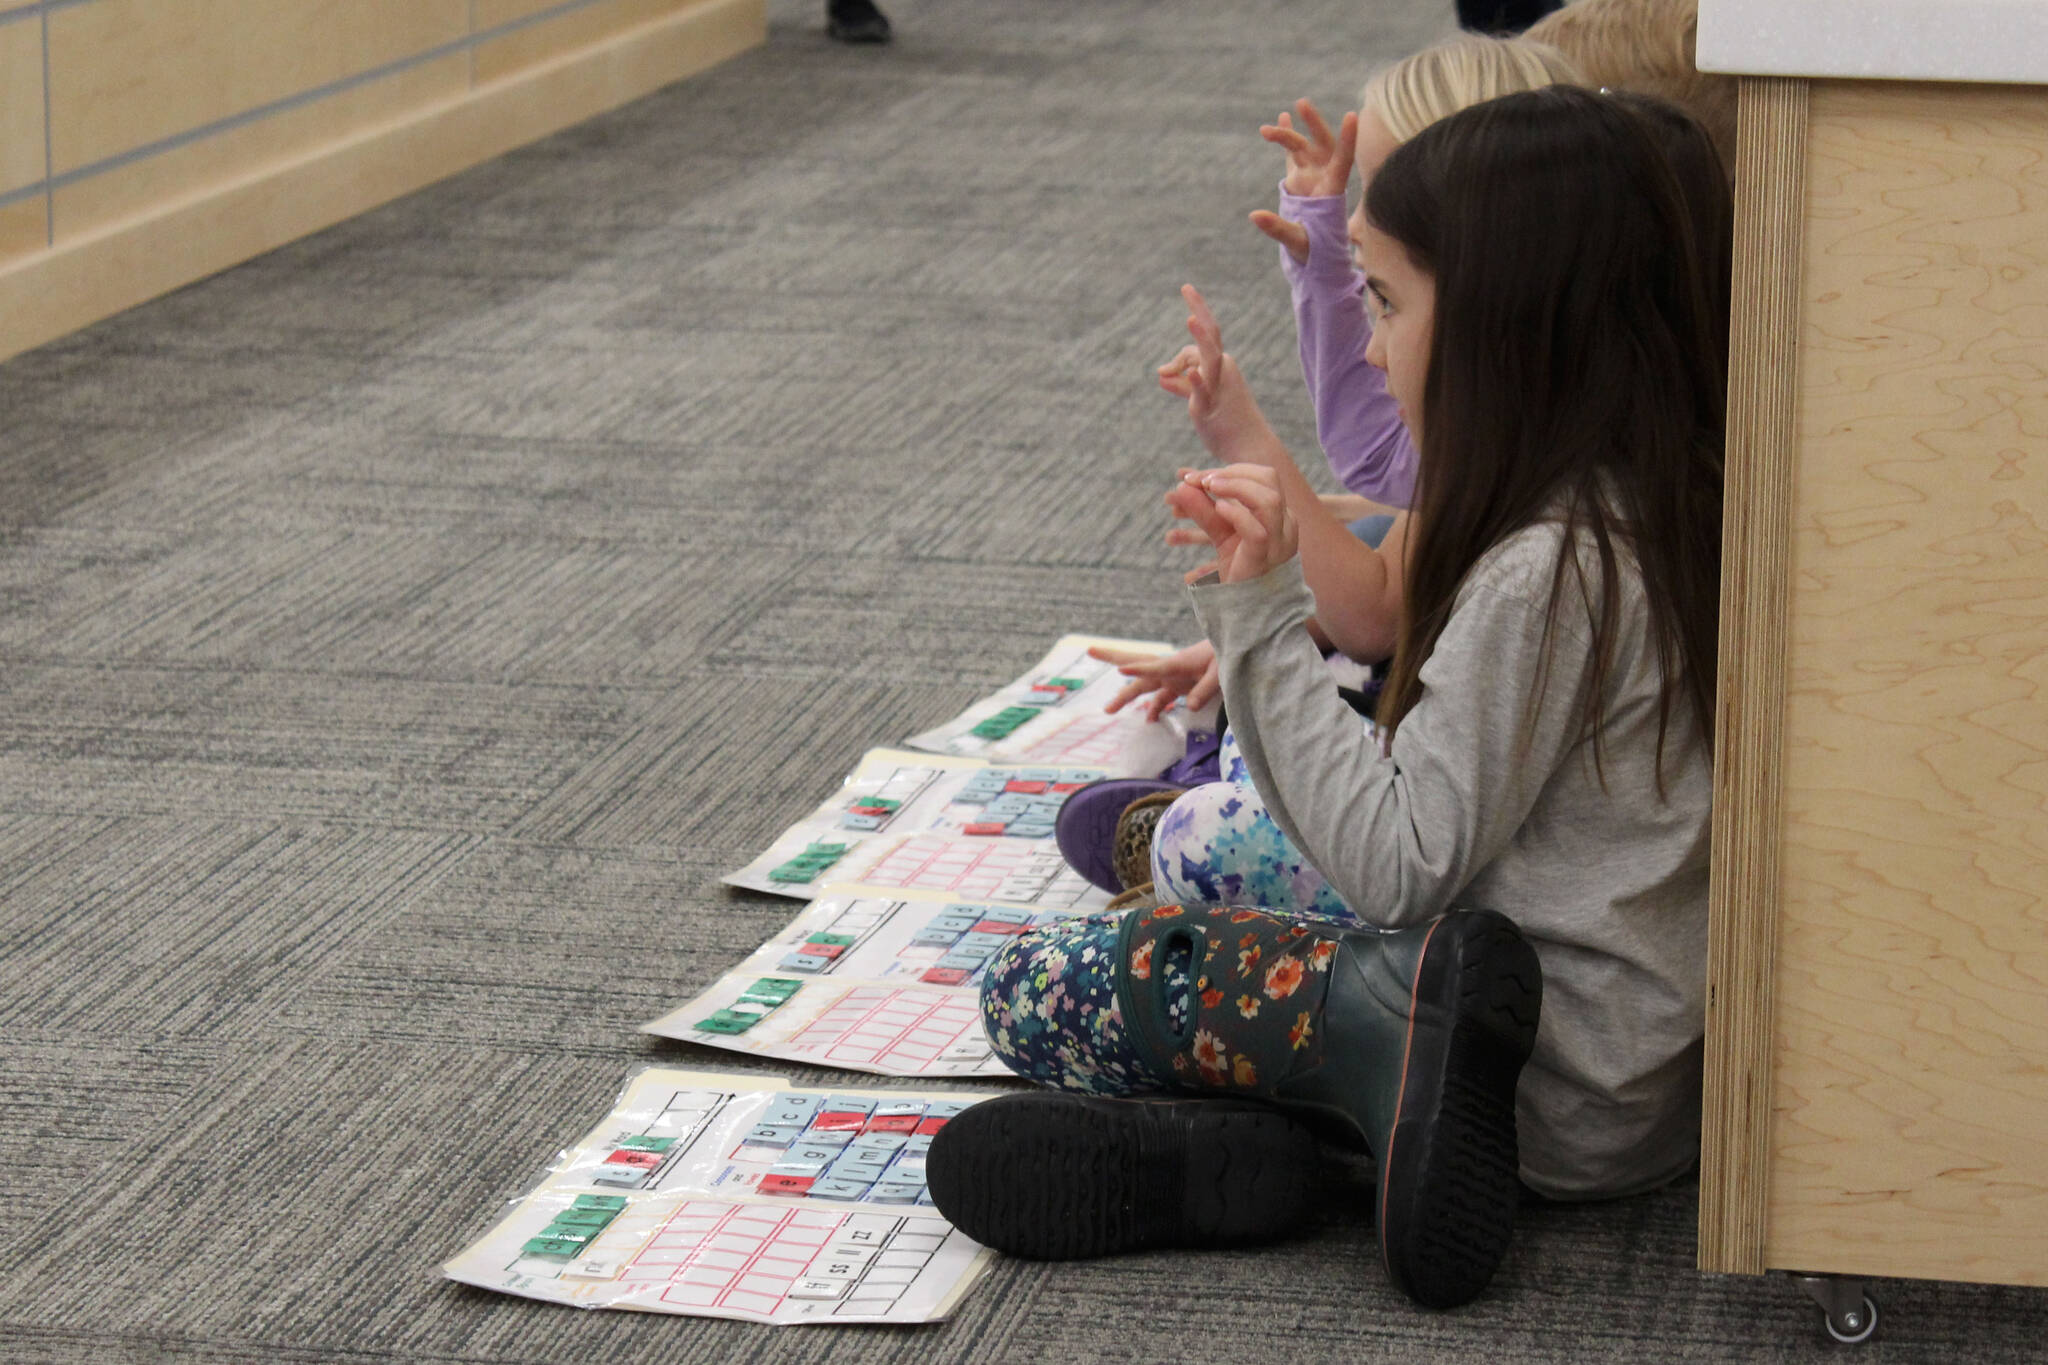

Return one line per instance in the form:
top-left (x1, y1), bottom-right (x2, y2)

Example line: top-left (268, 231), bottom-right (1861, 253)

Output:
top-left (1157, 286), bottom-right (1277, 467)
top-left (1166, 465), bottom-right (1298, 585)
top-left (1245, 102), bottom-right (1359, 266)
top-left (1266, 100), bottom-right (1357, 197)
top-left (1247, 101), bottom-right (1358, 265)
top-left (1088, 641), bottom-right (1221, 722)
top-left (1248, 210), bottom-right (1311, 265)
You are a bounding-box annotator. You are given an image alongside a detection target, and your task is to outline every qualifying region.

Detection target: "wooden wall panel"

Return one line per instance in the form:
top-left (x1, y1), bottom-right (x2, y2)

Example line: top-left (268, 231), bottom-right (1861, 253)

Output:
top-left (0, 16), bottom-right (42, 196)
top-left (474, 0), bottom-right (686, 85)
top-left (1763, 79), bottom-right (2048, 1287)
top-left (46, 0), bottom-right (469, 173)
top-left (0, 0), bottom-right (764, 363)
top-left (477, 0), bottom-right (588, 23)
top-left (53, 57), bottom-right (469, 242)
top-left (0, 198), bottom-right (43, 266)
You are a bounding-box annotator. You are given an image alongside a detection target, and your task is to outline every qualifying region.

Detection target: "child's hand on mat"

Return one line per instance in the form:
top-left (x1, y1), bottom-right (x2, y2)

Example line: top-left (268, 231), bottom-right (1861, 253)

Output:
top-left (1158, 286), bottom-right (1276, 467)
top-left (1167, 464), bottom-right (1298, 585)
top-left (1248, 100), bottom-right (1357, 265)
top-left (1089, 641), bottom-right (1221, 723)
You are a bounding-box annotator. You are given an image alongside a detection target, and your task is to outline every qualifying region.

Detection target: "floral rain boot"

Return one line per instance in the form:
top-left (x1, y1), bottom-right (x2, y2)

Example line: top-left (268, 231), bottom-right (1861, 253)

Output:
top-left (1117, 903), bottom-right (1543, 1309)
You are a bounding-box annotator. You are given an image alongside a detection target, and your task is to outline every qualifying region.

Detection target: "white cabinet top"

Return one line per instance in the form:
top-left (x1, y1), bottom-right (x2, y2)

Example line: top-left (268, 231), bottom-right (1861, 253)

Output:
top-left (1697, 0), bottom-right (2048, 84)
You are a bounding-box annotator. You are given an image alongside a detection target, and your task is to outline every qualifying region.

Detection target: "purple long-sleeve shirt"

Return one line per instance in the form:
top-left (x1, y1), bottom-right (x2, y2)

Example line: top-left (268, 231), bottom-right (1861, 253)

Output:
top-left (1277, 187), bottom-right (1417, 508)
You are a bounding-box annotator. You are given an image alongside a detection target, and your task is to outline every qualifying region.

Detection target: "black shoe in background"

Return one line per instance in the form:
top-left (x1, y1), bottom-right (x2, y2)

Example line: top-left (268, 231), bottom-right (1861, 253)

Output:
top-left (828, 0), bottom-right (892, 43)
top-left (1455, 0), bottom-right (1562, 34)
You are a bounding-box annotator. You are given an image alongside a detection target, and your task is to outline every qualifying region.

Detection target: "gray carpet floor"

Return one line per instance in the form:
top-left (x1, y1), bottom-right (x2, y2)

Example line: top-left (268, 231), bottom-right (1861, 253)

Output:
top-left (2, 0), bottom-right (2044, 1359)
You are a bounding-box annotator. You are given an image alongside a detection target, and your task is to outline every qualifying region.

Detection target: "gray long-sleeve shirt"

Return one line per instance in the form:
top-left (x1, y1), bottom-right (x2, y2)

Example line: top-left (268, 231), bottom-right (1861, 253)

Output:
top-left (1190, 523), bottom-right (1711, 1199)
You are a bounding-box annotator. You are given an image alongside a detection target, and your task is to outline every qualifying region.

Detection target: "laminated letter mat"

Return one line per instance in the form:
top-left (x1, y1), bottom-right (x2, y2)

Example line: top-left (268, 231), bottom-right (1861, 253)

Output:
top-left (724, 748), bottom-right (1113, 906)
top-left (644, 887), bottom-right (1091, 1076)
top-left (903, 632), bottom-right (1208, 772)
top-left (444, 1069), bottom-right (999, 1325)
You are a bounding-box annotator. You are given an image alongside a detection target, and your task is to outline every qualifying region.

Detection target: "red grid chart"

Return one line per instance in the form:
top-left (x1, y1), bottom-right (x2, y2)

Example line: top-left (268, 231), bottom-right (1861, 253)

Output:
top-left (621, 1202), bottom-right (941, 1317)
top-left (783, 986), bottom-right (988, 1069)
top-left (851, 834), bottom-right (1090, 907)
top-left (1010, 709), bottom-right (1127, 766)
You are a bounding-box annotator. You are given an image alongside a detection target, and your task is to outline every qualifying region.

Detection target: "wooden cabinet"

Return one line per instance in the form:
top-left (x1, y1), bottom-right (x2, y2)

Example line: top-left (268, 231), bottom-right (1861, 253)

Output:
top-left (1702, 72), bottom-right (2048, 1294)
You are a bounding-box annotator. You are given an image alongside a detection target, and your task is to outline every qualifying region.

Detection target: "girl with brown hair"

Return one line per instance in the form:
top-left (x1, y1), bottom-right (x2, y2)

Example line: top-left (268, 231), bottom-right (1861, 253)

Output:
top-left (925, 87), bottom-right (1729, 1311)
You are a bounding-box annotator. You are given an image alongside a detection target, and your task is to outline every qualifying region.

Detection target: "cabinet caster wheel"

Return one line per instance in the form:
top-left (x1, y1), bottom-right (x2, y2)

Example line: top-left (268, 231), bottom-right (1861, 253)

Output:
top-left (1790, 1273), bottom-right (1879, 1346)
top-left (1821, 1294), bottom-right (1878, 1345)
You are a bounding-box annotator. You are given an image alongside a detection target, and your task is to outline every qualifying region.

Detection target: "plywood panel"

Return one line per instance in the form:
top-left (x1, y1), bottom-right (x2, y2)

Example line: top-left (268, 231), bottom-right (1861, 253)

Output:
top-left (1764, 79), bottom-right (2048, 1286)
top-left (1699, 75), bottom-right (1808, 1277)
top-left (0, 16), bottom-right (43, 195)
top-left (53, 56), bottom-right (468, 242)
top-left (47, 0), bottom-right (469, 173)
top-left (474, 0), bottom-right (687, 85)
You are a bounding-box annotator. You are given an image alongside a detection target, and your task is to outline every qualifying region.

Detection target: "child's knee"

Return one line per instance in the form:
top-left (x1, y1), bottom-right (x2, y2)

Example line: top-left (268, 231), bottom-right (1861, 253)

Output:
top-left (1151, 780), bottom-right (1259, 887)
top-left (978, 930), bottom-right (1045, 1021)
top-left (977, 913), bottom-right (1119, 1020)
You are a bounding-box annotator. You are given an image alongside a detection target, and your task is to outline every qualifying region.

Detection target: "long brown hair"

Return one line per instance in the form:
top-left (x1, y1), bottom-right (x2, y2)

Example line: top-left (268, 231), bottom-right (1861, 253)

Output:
top-left (1365, 86), bottom-right (1728, 781)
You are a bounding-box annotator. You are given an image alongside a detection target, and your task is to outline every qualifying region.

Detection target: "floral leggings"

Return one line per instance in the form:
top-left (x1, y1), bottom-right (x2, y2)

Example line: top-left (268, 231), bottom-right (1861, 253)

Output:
top-left (980, 731), bottom-right (1366, 1092)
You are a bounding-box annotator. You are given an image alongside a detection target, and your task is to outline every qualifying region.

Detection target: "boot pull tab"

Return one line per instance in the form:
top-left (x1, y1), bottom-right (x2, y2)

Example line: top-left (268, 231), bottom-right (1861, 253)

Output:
top-left (1152, 925), bottom-right (1205, 1049)
top-left (1111, 905), bottom-right (1209, 1067)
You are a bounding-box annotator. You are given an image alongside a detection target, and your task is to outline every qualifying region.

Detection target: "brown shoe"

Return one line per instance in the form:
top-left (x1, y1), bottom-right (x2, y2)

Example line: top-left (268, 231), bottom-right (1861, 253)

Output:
top-left (1105, 881), bottom-right (1156, 911)
top-left (1111, 790), bottom-right (1180, 891)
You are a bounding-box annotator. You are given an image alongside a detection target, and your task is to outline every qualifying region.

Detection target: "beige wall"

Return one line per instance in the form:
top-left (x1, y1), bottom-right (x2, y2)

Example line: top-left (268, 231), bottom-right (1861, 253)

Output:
top-left (0, 12), bottom-right (47, 264)
top-left (0, 0), bottom-right (765, 359)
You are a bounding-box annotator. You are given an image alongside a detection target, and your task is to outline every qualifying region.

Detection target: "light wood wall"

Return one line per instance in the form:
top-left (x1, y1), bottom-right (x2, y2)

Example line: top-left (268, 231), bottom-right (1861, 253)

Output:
top-left (1704, 75), bottom-right (2048, 1288)
top-left (0, 0), bottom-right (765, 362)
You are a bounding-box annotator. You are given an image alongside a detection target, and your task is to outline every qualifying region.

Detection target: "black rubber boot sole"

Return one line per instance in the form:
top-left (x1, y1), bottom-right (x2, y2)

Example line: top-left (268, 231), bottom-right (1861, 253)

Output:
top-left (1376, 910), bottom-right (1542, 1309)
top-left (924, 1092), bottom-right (1321, 1260)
